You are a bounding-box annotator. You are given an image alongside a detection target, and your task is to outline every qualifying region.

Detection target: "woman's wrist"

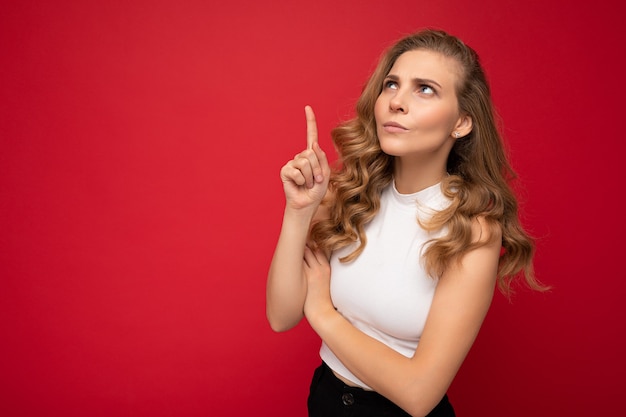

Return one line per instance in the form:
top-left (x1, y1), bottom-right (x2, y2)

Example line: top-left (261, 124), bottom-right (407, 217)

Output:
top-left (308, 305), bottom-right (342, 337)
top-left (282, 204), bottom-right (318, 229)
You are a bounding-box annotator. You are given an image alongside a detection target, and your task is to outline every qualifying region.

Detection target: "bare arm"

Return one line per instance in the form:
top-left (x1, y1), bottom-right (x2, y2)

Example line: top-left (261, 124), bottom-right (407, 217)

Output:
top-left (303, 219), bottom-right (501, 416)
top-left (266, 106), bottom-right (330, 332)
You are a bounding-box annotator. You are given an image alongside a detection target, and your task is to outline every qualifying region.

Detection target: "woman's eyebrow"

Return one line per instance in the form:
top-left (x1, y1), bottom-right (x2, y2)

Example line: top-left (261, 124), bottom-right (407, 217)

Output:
top-left (384, 74), bottom-right (442, 89)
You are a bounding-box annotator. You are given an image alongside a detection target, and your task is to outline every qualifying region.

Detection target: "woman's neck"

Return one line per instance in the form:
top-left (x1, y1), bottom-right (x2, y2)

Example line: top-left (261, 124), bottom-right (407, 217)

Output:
top-left (393, 156), bottom-right (447, 194)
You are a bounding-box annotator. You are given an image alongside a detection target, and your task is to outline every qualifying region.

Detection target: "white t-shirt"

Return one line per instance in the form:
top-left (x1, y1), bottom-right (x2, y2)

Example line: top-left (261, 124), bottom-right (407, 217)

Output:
top-left (319, 181), bottom-right (450, 389)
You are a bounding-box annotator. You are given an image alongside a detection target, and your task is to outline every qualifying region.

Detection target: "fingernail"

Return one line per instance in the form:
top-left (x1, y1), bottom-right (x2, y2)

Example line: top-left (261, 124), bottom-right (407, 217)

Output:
top-left (315, 175), bottom-right (323, 183)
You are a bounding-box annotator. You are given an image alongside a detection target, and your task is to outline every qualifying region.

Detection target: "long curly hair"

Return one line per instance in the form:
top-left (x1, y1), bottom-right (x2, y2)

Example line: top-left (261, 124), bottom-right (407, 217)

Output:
top-left (310, 29), bottom-right (545, 294)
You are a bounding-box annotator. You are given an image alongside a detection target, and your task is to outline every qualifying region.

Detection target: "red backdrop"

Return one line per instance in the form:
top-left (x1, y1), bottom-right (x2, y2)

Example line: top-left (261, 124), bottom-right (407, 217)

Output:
top-left (1, 1), bottom-right (624, 416)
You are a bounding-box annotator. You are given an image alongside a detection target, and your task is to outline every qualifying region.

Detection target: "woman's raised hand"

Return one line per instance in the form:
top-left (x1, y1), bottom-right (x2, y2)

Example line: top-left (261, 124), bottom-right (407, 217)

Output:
top-left (280, 106), bottom-right (330, 211)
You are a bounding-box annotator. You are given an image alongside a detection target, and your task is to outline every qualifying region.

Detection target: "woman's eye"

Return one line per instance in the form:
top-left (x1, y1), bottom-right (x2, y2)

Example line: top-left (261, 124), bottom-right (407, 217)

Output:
top-left (384, 80), bottom-right (398, 89)
top-left (418, 85), bottom-right (435, 95)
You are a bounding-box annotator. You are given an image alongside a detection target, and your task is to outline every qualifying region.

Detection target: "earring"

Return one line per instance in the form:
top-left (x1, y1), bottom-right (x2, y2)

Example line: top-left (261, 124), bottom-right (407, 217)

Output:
top-left (454, 132), bottom-right (461, 138)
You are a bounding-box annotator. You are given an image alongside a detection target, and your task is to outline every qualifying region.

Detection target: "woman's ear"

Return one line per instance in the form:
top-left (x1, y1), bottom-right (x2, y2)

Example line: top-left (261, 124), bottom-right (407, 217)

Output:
top-left (452, 114), bottom-right (473, 138)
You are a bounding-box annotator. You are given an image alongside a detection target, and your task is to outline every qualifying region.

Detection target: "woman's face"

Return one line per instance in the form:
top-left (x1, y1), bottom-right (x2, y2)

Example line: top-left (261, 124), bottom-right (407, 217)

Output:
top-left (374, 49), bottom-right (466, 162)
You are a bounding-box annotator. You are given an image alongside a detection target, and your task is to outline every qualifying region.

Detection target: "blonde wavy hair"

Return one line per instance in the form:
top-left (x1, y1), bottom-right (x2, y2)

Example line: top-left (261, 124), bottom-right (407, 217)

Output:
top-left (310, 29), bottom-right (546, 294)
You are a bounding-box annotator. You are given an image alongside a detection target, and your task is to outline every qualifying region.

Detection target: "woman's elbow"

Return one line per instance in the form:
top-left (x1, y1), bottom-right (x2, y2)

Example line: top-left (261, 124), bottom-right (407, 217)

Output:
top-left (400, 403), bottom-right (428, 417)
top-left (404, 401), bottom-right (441, 417)
top-left (400, 383), bottom-right (451, 417)
top-left (266, 308), bottom-right (301, 332)
top-left (267, 318), bottom-right (291, 333)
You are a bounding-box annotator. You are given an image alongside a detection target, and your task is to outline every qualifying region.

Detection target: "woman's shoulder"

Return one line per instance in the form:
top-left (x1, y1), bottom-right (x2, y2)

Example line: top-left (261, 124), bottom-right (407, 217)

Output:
top-left (471, 215), bottom-right (503, 246)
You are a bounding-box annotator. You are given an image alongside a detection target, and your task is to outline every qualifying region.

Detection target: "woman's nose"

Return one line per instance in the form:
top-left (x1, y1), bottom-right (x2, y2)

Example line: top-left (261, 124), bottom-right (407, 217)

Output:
top-left (389, 91), bottom-right (408, 114)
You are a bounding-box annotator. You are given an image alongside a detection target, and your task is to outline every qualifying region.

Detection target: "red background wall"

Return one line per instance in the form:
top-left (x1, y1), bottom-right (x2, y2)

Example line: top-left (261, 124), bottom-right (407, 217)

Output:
top-left (1, 1), bottom-right (623, 416)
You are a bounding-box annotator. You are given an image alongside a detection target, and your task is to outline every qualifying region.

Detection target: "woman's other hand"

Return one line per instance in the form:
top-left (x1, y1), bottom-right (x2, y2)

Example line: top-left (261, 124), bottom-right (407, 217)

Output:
top-left (303, 245), bottom-right (335, 328)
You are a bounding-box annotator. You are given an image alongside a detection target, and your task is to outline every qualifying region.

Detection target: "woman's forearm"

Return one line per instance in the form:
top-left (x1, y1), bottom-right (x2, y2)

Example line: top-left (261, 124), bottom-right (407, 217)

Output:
top-left (266, 206), bottom-right (317, 332)
top-left (307, 309), bottom-right (445, 417)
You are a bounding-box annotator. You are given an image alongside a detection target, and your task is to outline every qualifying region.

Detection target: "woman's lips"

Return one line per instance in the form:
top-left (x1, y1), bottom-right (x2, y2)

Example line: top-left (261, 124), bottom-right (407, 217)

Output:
top-left (382, 121), bottom-right (408, 133)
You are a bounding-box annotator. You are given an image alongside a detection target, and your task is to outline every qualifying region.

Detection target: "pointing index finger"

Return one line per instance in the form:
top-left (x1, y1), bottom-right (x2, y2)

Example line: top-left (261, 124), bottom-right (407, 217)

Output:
top-left (305, 105), bottom-right (318, 150)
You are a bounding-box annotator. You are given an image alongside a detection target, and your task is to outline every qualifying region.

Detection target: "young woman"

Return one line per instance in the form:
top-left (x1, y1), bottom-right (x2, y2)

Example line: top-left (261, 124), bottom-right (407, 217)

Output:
top-left (267, 29), bottom-right (545, 417)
